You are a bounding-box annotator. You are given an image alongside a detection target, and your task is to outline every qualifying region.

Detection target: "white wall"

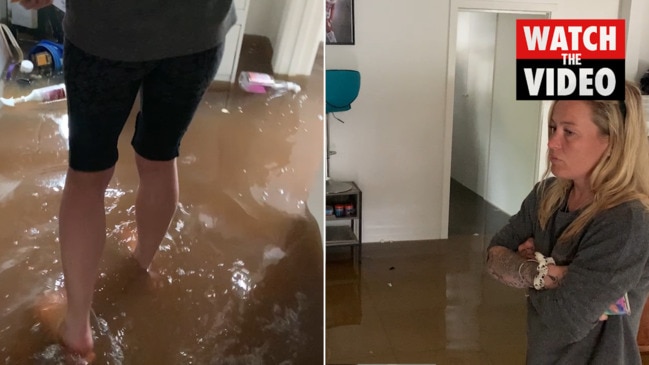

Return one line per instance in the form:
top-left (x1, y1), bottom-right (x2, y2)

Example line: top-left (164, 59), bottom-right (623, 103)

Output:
top-left (271, 0), bottom-right (324, 76)
top-left (633, 6), bottom-right (649, 83)
top-left (451, 12), bottom-right (543, 216)
top-left (245, 0), bottom-right (288, 47)
top-left (0, 0), bottom-right (7, 22)
top-left (245, 0), bottom-right (321, 76)
top-left (327, 0), bottom-right (624, 242)
top-left (327, 0), bottom-right (446, 242)
top-left (485, 13), bottom-right (544, 215)
top-left (623, 0), bottom-right (649, 83)
top-left (451, 11), bottom-right (497, 196)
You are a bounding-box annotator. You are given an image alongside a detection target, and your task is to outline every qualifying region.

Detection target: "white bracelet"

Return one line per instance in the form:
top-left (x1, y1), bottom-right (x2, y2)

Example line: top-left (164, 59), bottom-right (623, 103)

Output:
top-left (532, 252), bottom-right (555, 290)
top-left (534, 251), bottom-right (555, 269)
top-left (533, 274), bottom-right (545, 290)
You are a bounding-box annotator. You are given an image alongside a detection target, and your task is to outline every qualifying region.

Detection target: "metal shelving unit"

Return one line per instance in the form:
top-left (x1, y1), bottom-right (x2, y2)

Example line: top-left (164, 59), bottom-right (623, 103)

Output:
top-left (325, 181), bottom-right (362, 262)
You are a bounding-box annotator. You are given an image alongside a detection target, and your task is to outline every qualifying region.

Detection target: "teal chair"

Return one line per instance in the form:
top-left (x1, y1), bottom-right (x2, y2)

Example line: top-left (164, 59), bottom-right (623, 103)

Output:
top-left (326, 69), bottom-right (361, 114)
top-left (326, 69), bottom-right (361, 193)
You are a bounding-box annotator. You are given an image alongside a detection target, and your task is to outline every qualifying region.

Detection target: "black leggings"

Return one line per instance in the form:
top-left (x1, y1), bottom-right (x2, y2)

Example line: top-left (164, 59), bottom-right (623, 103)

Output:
top-left (63, 39), bottom-right (223, 172)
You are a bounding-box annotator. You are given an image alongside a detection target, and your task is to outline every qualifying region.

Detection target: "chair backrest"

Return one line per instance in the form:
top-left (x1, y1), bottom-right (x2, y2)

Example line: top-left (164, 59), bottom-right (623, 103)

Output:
top-left (326, 69), bottom-right (361, 113)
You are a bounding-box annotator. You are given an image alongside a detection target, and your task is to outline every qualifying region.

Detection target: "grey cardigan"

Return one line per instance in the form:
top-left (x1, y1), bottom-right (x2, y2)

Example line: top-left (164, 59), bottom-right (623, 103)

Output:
top-left (489, 178), bottom-right (649, 364)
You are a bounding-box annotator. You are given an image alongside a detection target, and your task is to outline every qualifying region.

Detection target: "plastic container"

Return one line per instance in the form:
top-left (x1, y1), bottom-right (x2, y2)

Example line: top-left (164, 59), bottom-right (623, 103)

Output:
top-left (28, 40), bottom-right (64, 73)
top-left (238, 71), bottom-right (301, 95)
top-left (19, 60), bottom-right (34, 74)
top-left (6, 83), bottom-right (66, 106)
top-left (334, 204), bottom-right (345, 217)
top-left (344, 203), bottom-right (355, 216)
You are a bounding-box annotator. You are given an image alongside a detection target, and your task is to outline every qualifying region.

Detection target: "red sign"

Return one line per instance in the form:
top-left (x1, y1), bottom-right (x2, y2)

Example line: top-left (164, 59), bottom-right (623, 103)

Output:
top-left (516, 19), bottom-right (625, 100)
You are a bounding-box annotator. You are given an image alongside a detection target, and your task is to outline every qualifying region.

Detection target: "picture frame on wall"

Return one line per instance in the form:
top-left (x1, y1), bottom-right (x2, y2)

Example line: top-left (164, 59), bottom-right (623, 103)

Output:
top-left (326, 0), bottom-right (355, 45)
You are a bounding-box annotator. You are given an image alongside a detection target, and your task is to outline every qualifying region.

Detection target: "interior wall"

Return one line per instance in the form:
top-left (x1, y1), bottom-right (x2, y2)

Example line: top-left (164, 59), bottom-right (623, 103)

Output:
top-left (623, 0), bottom-right (649, 83)
top-left (327, 0), bottom-right (446, 242)
top-left (271, 0), bottom-right (324, 76)
top-left (326, 0), bottom-right (624, 242)
top-left (0, 0), bottom-right (7, 22)
top-left (451, 11), bottom-right (544, 216)
top-left (451, 11), bottom-right (497, 197)
top-left (485, 13), bottom-right (544, 216)
top-left (245, 0), bottom-right (288, 48)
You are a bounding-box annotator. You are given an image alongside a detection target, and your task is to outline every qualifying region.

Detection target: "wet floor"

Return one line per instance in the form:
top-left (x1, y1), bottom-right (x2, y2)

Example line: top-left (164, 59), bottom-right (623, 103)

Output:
top-left (326, 181), bottom-right (649, 364)
top-left (325, 181), bottom-right (519, 364)
top-left (0, 40), bottom-right (323, 364)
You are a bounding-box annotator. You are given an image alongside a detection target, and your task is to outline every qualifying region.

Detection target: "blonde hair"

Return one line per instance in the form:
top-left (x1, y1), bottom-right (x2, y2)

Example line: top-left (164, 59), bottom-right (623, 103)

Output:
top-left (538, 81), bottom-right (649, 243)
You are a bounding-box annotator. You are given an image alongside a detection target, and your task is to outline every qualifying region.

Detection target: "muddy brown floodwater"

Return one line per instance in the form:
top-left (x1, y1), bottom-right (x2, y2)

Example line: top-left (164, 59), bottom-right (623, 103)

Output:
top-left (0, 53), bottom-right (324, 364)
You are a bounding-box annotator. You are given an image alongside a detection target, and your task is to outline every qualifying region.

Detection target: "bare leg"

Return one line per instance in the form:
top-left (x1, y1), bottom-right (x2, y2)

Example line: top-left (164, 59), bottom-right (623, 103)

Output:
top-left (132, 153), bottom-right (179, 270)
top-left (58, 167), bottom-right (114, 355)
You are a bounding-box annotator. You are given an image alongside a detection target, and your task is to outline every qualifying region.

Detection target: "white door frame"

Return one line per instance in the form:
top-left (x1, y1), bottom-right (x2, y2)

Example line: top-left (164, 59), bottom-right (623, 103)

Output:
top-left (440, 0), bottom-right (558, 238)
top-left (272, 0), bottom-right (324, 76)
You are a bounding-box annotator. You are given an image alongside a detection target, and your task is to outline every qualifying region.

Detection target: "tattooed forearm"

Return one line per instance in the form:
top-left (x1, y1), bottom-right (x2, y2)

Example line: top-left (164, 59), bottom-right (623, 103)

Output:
top-left (486, 246), bottom-right (535, 289)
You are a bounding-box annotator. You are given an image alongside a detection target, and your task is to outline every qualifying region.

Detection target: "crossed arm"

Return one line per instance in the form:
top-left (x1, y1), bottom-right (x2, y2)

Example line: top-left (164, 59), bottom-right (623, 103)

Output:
top-left (486, 238), bottom-right (567, 290)
top-left (489, 206), bottom-right (648, 342)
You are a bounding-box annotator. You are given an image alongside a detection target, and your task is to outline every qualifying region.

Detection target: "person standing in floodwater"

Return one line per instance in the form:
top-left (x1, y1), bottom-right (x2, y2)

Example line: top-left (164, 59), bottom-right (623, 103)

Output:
top-left (16, 0), bottom-right (236, 359)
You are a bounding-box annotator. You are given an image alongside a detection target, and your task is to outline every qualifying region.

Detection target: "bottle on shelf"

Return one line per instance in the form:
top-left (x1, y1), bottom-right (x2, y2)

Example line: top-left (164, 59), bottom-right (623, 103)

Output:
top-left (0, 83), bottom-right (66, 107)
top-left (238, 71), bottom-right (301, 96)
top-left (334, 204), bottom-right (345, 217)
top-left (344, 203), bottom-right (355, 216)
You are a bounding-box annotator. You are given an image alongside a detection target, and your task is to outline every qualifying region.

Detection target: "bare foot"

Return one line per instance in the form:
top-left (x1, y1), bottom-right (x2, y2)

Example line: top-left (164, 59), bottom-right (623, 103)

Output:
top-left (121, 256), bottom-right (167, 291)
top-left (121, 233), bottom-right (167, 290)
top-left (142, 268), bottom-right (167, 290)
top-left (33, 290), bottom-right (96, 363)
top-left (59, 320), bottom-right (96, 364)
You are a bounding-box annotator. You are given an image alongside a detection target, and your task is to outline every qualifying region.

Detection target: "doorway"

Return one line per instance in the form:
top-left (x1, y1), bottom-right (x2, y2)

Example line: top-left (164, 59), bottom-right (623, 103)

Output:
top-left (448, 10), bottom-right (547, 238)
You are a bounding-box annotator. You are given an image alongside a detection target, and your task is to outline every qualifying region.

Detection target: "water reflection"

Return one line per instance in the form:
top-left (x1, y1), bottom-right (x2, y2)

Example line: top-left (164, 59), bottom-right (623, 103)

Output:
top-left (0, 55), bottom-right (323, 363)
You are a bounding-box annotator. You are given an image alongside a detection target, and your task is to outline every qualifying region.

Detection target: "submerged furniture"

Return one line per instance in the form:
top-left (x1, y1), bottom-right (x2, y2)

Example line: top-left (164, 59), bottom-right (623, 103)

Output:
top-left (325, 69), bottom-right (362, 261)
top-left (325, 69), bottom-right (361, 194)
top-left (326, 181), bottom-right (362, 262)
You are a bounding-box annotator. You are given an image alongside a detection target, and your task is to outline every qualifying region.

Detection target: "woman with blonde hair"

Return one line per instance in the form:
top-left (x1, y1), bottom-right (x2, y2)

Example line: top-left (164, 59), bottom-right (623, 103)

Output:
top-left (487, 81), bottom-right (649, 364)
